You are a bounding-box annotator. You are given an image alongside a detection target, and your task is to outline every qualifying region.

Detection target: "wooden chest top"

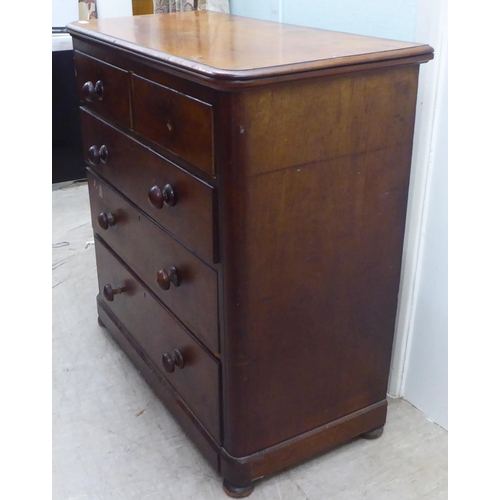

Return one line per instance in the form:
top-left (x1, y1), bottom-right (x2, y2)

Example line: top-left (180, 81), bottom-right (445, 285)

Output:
top-left (67, 11), bottom-right (433, 86)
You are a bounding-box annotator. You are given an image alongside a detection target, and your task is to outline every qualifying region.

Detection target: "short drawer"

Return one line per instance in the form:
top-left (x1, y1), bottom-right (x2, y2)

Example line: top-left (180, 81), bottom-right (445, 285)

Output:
top-left (88, 170), bottom-right (219, 354)
top-left (95, 238), bottom-right (220, 442)
top-left (81, 110), bottom-right (217, 264)
top-left (74, 51), bottom-right (131, 127)
top-left (132, 74), bottom-right (214, 176)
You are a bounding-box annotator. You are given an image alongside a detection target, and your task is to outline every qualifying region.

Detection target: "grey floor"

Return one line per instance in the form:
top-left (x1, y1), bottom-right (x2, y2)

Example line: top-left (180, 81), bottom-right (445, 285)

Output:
top-left (53, 181), bottom-right (448, 500)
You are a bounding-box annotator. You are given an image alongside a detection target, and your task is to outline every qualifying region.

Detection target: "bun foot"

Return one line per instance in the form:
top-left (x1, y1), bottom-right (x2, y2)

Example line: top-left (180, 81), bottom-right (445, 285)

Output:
top-left (223, 479), bottom-right (254, 498)
top-left (97, 316), bottom-right (105, 327)
top-left (361, 426), bottom-right (384, 440)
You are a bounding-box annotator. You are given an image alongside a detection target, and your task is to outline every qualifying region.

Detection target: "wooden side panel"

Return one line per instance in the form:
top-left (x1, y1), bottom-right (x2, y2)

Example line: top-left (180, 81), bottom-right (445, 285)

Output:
top-left (232, 66), bottom-right (419, 176)
top-left (220, 66), bottom-right (420, 457)
top-left (220, 400), bottom-right (388, 485)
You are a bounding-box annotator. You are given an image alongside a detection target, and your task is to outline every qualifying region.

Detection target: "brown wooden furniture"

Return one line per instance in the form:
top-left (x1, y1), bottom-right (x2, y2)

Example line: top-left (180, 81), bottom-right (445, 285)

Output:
top-left (67, 11), bottom-right (433, 497)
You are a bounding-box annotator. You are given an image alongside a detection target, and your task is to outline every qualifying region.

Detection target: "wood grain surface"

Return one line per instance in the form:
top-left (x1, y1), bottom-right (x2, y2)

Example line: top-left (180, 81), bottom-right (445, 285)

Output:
top-left (67, 11), bottom-right (433, 84)
top-left (68, 10), bottom-right (435, 492)
top-left (88, 170), bottom-right (220, 354)
top-left (80, 110), bottom-right (217, 264)
top-left (94, 237), bottom-right (221, 441)
top-left (220, 64), bottom-right (419, 457)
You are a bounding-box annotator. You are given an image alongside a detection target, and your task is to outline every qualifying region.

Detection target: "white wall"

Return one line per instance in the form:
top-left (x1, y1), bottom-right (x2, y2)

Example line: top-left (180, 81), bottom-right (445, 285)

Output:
top-left (97, 0), bottom-right (133, 18)
top-left (52, 0), bottom-right (132, 26)
top-left (391, 0), bottom-right (448, 429)
top-left (53, 0), bottom-right (79, 26)
top-left (230, 0), bottom-right (280, 23)
top-left (230, 0), bottom-right (448, 429)
top-left (231, 0), bottom-right (419, 41)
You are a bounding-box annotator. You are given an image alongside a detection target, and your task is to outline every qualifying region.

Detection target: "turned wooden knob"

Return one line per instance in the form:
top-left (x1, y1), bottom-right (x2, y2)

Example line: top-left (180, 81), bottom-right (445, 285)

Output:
top-left (103, 283), bottom-right (125, 302)
top-left (161, 349), bottom-right (185, 373)
top-left (95, 80), bottom-right (104, 100)
top-left (156, 267), bottom-right (180, 290)
top-left (148, 184), bottom-right (176, 209)
top-left (87, 144), bottom-right (109, 166)
top-left (98, 144), bottom-right (109, 163)
top-left (83, 80), bottom-right (104, 102)
top-left (97, 212), bottom-right (115, 230)
top-left (87, 145), bottom-right (100, 166)
top-left (83, 81), bottom-right (95, 102)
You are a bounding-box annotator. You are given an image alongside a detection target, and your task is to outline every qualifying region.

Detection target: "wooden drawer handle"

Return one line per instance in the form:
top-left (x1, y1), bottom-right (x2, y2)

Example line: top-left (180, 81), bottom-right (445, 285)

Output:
top-left (83, 80), bottom-right (104, 102)
top-left (83, 81), bottom-right (95, 102)
top-left (148, 184), bottom-right (176, 209)
top-left (87, 144), bottom-right (109, 166)
top-left (95, 80), bottom-right (104, 100)
top-left (87, 145), bottom-right (100, 166)
top-left (97, 212), bottom-right (115, 230)
top-left (103, 283), bottom-right (126, 302)
top-left (98, 144), bottom-right (109, 163)
top-left (161, 349), bottom-right (185, 373)
top-left (156, 267), bottom-right (180, 290)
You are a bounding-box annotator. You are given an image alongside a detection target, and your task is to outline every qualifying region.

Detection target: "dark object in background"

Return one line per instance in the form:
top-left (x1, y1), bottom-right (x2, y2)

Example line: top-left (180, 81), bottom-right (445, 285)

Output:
top-left (53, 29), bottom-right (85, 183)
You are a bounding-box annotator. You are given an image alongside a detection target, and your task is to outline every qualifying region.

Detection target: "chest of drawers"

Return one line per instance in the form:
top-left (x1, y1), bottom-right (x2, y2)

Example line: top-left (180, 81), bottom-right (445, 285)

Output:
top-left (68, 11), bottom-right (433, 497)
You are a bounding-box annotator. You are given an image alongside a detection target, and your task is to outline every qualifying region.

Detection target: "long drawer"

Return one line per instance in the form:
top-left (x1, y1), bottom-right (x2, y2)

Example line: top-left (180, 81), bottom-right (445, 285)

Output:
top-left (88, 170), bottom-right (219, 354)
top-left (81, 110), bottom-right (217, 264)
top-left (94, 237), bottom-right (221, 442)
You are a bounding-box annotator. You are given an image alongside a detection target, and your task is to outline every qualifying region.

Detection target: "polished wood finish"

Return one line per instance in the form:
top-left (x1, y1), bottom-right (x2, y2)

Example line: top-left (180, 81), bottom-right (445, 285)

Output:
top-left (88, 170), bottom-right (219, 354)
top-left (68, 11), bottom-right (433, 88)
top-left (132, 74), bottom-right (215, 176)
top-left (82, 81), bottom-right (95, 102)
top-left (74, 52), bottom-right (131, 126)
top-left (83, 79), bottom-right (104, 102)
top-left (148, 184), bottom-right (176, 209)
top-left (221, 88), bottom-right (417, 456)
top-left (156, 267), bottom-right (180, 290)
top-left (68, 11), bottom-right (433, 496)
top-left (80, 110), bottom-right (216, 263)
top-left (87, 144), bottom-right (100, 166)
top-left (103, 283), bottom-right (125, 302)
top-left (220, 401), bottom-right (388, 487)
top-left (97, 301), bottom-right (219, 471)
top-left (97, 211), bottom-right (115, 230)
top-left (95, 238), bottom-right (221, 441)
top-left (147, 185), bottom-right (166, 209)
top-left (98, 144), bottom-right (108, 163)
top-left (161, 349), bottom-right (185, 373)
top-left (87, 143), bottom-right (109, 166)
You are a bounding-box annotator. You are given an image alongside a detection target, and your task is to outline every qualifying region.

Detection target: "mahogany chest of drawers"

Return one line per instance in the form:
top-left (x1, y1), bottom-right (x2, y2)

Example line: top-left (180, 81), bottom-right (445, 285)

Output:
top-left (68, 11), bottom-right (433, 497)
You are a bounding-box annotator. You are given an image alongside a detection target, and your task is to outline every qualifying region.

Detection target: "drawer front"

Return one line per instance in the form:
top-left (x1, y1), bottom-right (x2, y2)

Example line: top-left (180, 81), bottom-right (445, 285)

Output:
top-left (88, 170), bottom-right (219, 354)
top-left (74, 51), bottom-right (131, 127)
top-left (95, 238), bottom-right (220, 442)
top-left (132, 74), bottom-right (214, 176)
top-left (81, 110), bottom-right (216, 263)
